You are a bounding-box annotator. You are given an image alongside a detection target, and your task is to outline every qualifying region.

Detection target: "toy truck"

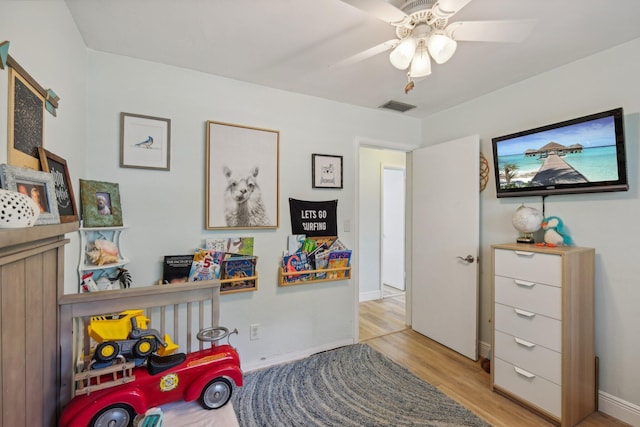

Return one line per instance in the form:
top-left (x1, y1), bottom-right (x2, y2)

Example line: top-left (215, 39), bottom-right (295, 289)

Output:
top-left (88, 309), bottom-right (178, 363)
top-left (60, 326), bottom-right (242, 427)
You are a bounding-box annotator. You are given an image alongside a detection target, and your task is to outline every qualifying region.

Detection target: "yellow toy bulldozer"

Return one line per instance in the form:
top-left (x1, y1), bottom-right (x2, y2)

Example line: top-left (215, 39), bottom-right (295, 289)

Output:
top-left (88, 309), bottom-right (178, 364)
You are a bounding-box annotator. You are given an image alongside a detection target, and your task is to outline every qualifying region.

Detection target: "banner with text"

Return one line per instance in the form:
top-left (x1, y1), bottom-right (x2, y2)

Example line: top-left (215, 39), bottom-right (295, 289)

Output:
top-left (289, 198), bottom-right (338, 237)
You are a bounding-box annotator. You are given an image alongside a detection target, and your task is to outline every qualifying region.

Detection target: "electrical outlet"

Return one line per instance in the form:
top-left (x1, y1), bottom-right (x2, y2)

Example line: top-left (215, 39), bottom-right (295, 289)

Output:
top-left (250, 323), bottom-right (260, 340)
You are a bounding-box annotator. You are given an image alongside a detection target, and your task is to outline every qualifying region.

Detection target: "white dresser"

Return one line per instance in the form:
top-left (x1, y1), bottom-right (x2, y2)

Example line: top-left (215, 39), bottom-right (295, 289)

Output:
top-left (491, 243), bottom-right (596, 427)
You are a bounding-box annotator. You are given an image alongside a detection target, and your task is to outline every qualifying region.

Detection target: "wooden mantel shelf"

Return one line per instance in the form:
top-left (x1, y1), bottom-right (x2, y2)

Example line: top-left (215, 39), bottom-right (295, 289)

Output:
top-left (0, 221), bottom-right (79, 250)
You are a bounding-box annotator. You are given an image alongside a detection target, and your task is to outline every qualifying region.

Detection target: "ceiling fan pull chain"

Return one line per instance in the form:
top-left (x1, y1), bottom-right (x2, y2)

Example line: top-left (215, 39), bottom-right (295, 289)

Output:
top-left (405, 73), bottom-right (415, 93)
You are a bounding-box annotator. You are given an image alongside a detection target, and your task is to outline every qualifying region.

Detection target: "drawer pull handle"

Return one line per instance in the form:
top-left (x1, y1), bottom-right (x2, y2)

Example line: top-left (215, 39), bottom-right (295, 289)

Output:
top-left (514, 337), bottom-right (536, 348)
top-left (514, 251), bottom-right (535, 257)
top-left (514, 280), bottom-right (536, 288)
top-left (514, 366), bottom-right (536, 379)
top-left (514, 308), bottom-right (536, 318)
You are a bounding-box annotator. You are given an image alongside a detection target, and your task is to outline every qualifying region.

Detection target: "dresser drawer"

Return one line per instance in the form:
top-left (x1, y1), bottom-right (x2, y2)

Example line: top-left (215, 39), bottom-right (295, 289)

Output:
top-left (494, 303), bottom-right (561, 352)
top-left (494, 275), bottom-right (561, 320)
top-left (494, 330), bottom-right (561, 384)
top-left (494, 249), bottom-right (561, 286)
top-left (494, 357), bottom-right (561, 418)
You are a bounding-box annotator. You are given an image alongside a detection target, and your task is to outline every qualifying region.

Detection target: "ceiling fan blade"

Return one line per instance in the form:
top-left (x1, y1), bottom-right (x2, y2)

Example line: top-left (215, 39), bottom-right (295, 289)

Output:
top-left (331, 39), bottom-right (399, 68)
top-left (432, 0), bottom-right (473, 18)
top-left (340, 0), bottom-right (409, 26)
top-left (447, 19), bottom-right (538, 43)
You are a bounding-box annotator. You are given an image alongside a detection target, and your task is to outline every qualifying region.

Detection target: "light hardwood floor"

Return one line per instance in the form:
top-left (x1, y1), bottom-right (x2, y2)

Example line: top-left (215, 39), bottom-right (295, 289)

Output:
top-left (359, 296), bottom-right (629, 427)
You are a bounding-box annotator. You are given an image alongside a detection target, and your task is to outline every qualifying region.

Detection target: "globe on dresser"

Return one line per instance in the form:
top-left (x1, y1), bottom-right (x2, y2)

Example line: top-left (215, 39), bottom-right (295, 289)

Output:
top-left (511, 204), bottom-right (543, 243)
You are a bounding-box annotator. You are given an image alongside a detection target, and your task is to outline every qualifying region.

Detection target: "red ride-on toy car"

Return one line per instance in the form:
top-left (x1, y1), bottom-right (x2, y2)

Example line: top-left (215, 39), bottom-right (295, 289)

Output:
top-left (59, 326), bottom-right (242, 427)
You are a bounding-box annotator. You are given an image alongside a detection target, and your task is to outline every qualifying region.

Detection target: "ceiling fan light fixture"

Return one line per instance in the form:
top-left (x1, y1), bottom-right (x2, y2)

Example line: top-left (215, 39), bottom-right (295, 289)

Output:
top-left (389, 36), bottom-right (417, 70)
top-left (427, 33), bottom-right (457, 64)
top-left (409, 45), bottom-right (431, 78)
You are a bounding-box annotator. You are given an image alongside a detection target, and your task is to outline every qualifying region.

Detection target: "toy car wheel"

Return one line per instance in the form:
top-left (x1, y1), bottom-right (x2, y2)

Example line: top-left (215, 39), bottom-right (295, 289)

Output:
top-left (200, 377), bottom-right (232, 409)
top-left (95, 341), bottom-right (119, 363)
top-left (133, 338), bottom-right (156, 358)
top-left (89, 403), bottom-right (135, 427)
top-left (197, 326), bottom-right (229, 342)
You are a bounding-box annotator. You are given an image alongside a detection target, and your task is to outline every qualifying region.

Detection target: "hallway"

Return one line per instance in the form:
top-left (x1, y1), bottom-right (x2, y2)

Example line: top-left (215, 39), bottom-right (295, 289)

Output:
top-left (359, 291), bottom-right (407, 342)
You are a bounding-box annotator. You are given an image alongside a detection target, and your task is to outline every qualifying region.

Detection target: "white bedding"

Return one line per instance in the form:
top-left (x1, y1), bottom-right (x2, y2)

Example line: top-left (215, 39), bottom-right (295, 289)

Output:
top-left (160, 400), bottom-right (239, 427)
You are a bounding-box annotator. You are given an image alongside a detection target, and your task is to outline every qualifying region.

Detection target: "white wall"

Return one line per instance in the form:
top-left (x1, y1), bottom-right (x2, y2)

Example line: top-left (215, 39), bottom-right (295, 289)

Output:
top-left (358, 147), bottom-right (406, 300)
top-left (421, 38), bottom-right (640, 418)
top-left (4, 1), bottom-right (639, 422)
top-left (0, 0), bottom-right (421, 373)
top-left (0, 1), bottom-right (88, 289)
top-left (83, 50), bottom-right (421, 368)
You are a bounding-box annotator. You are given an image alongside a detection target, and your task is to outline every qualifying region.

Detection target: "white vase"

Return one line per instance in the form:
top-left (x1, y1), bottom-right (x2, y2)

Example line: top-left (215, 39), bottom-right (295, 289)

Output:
top-left (0, 188), bottom-right (40, 228)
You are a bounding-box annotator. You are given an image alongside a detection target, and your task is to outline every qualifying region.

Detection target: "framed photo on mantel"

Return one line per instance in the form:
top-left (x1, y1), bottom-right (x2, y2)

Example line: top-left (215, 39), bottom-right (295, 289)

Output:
top-left (38, 148), bottom-right (78, 223)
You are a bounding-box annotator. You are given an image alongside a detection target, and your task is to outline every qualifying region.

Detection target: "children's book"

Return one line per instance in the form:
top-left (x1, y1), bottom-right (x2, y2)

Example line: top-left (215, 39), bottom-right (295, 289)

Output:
top-left (282, 252), bottom-right (312, 282)
top-left (302, 238), bottom-right (317, 253)
top-left (287, 234), bottom-right (305, 255)
top-left (327, 250), bottom-right (352, 279)
top-left (313, 249), bottom-right (330, 279)
top-left (227, 237), bottom-right (255, 255)
top-left (188, 249), bottom-right (225, 281)
top-left (223, 255), bottom-right (257, 280)
top-left (205, 238), bottom-right (229, 252)
top-left (162, 255), bottom-right (194, 284)
top-left (328, 239), bottom-right (348, 252)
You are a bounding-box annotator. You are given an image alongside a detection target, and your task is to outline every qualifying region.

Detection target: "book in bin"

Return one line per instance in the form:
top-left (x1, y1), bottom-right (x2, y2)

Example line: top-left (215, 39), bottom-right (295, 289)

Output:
top-left (163, 255), bottom-right (194, 284)
top-left (282, 252), bottom-right (312, 282)
top-left (327, 250), bottom-right (352, 279)
top-left (222, 256), bottom-right (257, 290)
top-left (188, 249), bottom-right (225, 281)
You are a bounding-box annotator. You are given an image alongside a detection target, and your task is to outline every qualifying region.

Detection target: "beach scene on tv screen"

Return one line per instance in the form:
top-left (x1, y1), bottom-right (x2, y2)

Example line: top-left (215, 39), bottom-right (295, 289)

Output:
top-left (496, 116), bottom-right (619, 189)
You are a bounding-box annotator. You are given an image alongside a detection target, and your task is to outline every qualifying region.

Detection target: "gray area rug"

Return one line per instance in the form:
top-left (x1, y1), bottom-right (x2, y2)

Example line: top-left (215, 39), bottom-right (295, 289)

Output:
top-left (232, 343), bottom-right (490, 426)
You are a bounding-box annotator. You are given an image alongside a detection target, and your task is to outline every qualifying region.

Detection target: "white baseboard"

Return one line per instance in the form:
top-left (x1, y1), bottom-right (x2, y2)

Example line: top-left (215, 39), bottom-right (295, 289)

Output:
top-left (242, 338), bottom-right (355, 372)
top-left (359, 290), bottom-right (381, 302)
top-left (598, 391), bottom-right (640, 426)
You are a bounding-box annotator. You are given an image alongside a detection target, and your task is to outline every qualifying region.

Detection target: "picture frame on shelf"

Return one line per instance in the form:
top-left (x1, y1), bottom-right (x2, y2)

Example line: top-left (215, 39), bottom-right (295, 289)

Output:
top-left (120, 112), bottom-right (171, 171)
top-left (312, 154), bottom-right (343, 189)
top-left (38, 148), bottom-right (78, 223)
top-left (0, 163), bottom-right (60, 225)
top-left (205, 120), bottom-right (279, 230)
top-left (79, 179), bottom-right (123, 227)
top-left (7, 66), bottom-right (45, 171)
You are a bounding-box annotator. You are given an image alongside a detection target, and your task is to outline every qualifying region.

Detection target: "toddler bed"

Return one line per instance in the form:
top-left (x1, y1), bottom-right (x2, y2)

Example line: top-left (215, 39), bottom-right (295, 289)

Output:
top-left (58, 280), bottom-right (239, 426)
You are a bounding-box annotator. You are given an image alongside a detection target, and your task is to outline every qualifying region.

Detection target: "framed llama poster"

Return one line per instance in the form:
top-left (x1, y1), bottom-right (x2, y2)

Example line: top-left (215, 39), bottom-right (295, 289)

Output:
top-left (206, 121), bottom-right (279, 230)
top-left (312, 154), bottom-right (343, 189)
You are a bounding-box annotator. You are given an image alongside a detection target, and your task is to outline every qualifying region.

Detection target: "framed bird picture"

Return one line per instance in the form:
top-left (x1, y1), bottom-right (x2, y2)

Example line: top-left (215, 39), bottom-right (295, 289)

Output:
top-left (120, 112), bottom-right (171, 171)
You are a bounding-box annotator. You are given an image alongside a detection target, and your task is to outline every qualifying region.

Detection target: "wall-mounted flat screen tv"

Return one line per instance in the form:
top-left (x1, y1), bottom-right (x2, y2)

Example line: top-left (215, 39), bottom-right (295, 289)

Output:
top-left (492, 108), bottom-right (628, 198)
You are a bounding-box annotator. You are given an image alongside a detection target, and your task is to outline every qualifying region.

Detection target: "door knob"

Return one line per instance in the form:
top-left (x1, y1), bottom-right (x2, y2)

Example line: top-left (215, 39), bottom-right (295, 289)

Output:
top-left (456, 255), bottom-right (475, 263)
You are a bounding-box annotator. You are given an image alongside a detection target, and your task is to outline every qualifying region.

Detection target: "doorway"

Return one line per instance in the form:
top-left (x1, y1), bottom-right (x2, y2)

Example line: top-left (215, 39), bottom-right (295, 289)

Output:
top-left (381, 165), bottom-right (405, 296)
top-left (358, 146), bottom-right (409, 340)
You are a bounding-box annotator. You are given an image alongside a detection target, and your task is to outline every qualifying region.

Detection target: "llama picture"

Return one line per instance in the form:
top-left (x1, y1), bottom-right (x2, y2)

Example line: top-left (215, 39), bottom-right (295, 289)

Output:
top-left (222, 166), bottom-right (270, 227)
top-left (206, 121), bottom-right (279, 229)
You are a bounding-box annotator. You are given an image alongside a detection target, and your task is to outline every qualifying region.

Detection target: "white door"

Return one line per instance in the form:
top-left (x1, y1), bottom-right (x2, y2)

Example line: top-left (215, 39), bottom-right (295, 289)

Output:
top-left (381, 166), bottom-right (405, 291)
top-left (411, 135), bottom-right (479, 360)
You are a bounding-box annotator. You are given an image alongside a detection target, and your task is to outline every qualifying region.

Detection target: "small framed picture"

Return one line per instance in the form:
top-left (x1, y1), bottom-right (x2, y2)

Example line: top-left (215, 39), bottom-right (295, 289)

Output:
top-left (120, 112), bottom-right (171, 171)
top-left (312, 154), bottom-right (343, 189)
top-left (7, 67), bottom-right (45, 171)
top-left (38, 148), bottom-right (79, 223)
top-left (0, 164), bottom-right (60, 225)
top-left (79, 179), bottom-right (123, 227)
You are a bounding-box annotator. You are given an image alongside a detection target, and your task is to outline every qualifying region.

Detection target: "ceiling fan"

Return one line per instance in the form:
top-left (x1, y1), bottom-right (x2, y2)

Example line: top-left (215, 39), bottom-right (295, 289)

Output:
top-left (339, 0), bottom-right (537, 92)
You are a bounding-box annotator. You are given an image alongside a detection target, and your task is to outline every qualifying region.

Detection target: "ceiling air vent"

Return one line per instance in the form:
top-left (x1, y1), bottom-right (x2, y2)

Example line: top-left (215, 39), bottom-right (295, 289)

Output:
top-left (379, 100), bottom-right (416, 113)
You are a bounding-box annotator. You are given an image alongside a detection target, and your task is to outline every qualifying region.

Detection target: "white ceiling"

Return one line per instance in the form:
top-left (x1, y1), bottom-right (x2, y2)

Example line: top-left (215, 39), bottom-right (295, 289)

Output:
top-left (64, 0), bottom-right (640, 118)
